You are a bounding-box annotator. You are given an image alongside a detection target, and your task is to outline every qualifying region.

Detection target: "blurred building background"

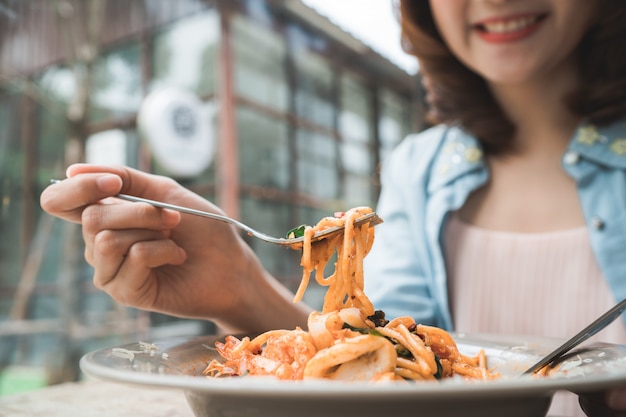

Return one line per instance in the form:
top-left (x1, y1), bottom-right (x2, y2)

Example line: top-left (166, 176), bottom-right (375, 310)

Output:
top-left (0, 0), bottom-right (424, 394)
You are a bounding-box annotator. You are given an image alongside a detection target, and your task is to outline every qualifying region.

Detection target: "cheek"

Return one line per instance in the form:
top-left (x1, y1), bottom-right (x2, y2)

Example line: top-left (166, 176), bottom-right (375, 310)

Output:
top-left (550, 17), bottom-right (592, 63)
top-left (556, 0), bottom-right (596, 39)
top-left (429, 1), bottom-right (471, 62)
top-left (437, 25), bottom-right (475, 73)
top-left (432, 14), bottom-right (467, 56)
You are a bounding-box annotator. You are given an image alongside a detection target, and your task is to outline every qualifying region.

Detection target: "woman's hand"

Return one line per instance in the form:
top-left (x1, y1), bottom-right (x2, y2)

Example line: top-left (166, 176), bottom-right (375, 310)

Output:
top-left (40, 164), bottom-right (310, 333)
top-left (579, 389), bottom-right (626, 416)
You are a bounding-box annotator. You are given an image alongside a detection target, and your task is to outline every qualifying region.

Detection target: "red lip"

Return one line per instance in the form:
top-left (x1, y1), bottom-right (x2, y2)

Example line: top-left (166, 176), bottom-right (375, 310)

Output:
top-left (473, 13), bottom-right (547, 43)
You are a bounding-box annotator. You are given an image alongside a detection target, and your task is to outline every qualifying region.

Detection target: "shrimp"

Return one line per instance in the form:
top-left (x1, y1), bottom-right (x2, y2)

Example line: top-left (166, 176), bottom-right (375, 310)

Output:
top-left (204, 329), bottom-right (318, 380)
top-left (415, 324), bottom-right (499, 380)
top-left (415, 324), bottom-right (462, 362)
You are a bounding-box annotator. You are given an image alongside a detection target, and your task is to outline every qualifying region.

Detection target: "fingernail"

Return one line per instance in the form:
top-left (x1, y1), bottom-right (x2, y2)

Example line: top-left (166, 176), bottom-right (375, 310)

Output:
top-left (65, 164), bottom-right (78, 178)
top-left (96, 174), bottom-right (122, 194)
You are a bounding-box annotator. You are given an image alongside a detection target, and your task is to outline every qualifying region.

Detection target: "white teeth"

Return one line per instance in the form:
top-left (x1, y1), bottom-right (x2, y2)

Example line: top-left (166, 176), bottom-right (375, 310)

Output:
top-left (482, 16), bottom-right (538, 33)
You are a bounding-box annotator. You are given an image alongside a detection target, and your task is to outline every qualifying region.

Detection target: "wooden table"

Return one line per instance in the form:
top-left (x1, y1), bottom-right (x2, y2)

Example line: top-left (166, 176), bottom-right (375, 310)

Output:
top-left (0, 379), bottom-right (195, 417)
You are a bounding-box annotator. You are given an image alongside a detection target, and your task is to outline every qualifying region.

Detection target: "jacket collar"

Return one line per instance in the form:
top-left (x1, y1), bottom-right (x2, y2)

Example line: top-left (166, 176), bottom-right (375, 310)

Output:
top-left (427, 126), bottom-right (486, 194)
top-left (427, 120), bottom-right (626, 194)
top-left (569, 120), bottom-right (626, 169)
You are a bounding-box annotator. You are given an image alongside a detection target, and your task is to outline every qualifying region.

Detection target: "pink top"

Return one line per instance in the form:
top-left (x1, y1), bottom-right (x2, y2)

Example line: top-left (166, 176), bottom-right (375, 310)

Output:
top-left (445, 214), bottom-right (626, 417)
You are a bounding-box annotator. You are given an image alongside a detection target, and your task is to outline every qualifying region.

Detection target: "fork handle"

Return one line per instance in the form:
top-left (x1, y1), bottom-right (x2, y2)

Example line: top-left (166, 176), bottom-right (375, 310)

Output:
top-left (114, 193), bottom-right (263, 235)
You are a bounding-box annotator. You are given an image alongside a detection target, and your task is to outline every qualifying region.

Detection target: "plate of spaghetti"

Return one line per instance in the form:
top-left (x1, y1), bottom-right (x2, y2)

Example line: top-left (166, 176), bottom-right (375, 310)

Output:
top-left (81, 207), bottom-right (626, 417)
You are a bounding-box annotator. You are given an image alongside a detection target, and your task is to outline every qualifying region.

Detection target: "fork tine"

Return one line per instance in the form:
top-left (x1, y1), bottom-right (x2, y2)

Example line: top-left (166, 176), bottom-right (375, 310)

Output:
top-left (284, 212), bottom-right (383, 249)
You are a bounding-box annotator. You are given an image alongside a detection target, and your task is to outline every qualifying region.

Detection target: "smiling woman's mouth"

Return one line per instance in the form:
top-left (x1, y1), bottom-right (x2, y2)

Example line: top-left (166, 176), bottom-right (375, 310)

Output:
top-left (474, 13), bottom-right (548, 42)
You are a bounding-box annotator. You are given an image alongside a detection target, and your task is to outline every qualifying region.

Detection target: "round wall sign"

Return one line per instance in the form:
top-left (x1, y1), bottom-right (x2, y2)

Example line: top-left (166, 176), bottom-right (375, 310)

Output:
top-left (138, 88), bottom-right (215, 178)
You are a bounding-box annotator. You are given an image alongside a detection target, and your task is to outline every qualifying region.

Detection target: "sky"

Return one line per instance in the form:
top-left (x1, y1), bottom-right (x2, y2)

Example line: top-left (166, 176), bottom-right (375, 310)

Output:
top-left (300, 0), bottom-right (419, 74)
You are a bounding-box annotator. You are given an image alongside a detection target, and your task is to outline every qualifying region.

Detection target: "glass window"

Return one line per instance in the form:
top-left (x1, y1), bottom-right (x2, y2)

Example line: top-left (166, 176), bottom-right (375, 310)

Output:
top-left (85, 128), bottom-right (140, 169)
top-left (233, 15), bottom-right (288, 111)
top-left (240, 197), bottom-right (301, 285)
top-left (151, 10), bottom-right (219, 96)
top-left (37, 66), bottom-right (77, 104)
top-left (238, 107), bottom-right (289, 189)
top-left (89, 43), bottom-right (143, 123)
top-left (339, 74), bottom-right (375, 207)
top-left (295, 129), bottom-right (338, 200)
top-left (340, 76), bottom-right (373, 144)
top-left (342, 173), bottom-right (373, 207)
top-left (379, 89), bottom-right (411, 162)
top-left (85, 129), bottom-right (127, 166)
top-left (36, 66), bottom-right (74, 181)
top-left (0, 90), bottom-right (24, 290)
top-left (293, 50), bottom-right (335, 130)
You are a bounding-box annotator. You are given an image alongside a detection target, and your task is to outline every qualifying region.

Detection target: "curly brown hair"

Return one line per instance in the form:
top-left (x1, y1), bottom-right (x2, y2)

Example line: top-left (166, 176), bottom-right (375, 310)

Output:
top-left (398, 0), bottom-right (626, 154)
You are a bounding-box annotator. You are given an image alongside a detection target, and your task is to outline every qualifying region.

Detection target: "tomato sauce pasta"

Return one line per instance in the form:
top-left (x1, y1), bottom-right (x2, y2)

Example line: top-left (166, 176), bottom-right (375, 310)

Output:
top-left (204, 207), bottom-right (499, 382)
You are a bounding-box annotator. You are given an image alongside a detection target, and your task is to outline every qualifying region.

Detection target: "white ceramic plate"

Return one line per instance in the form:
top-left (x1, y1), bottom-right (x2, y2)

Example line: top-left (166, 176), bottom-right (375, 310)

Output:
top-left (80, 333), bottom-right (626, 417)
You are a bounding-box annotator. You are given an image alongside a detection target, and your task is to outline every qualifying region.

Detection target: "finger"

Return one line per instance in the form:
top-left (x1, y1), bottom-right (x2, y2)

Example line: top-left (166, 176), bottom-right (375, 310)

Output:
top-left (66, 164), bottom-right (221, 219)
top-left (608, 389), bottom-right (626, 414)
top-left (66, 163), bottom-right (179, 202)
top-left (40, 173), bottom-right (123, 223)
top-left (84, 228), bottom-right (170, 267)
top-left (94, 239), bottom-right (187, 308)
top-left (42, 163), bottom-right (176, 224)
top-left (579, 391), bottom-right (626, 417)
top-left (81, 201), bottom-right (181, 245)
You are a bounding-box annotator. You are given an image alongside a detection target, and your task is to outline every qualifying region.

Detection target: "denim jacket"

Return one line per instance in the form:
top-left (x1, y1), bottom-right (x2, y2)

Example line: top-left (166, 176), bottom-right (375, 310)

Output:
top-left (364, 121), bottom-right (626, 330)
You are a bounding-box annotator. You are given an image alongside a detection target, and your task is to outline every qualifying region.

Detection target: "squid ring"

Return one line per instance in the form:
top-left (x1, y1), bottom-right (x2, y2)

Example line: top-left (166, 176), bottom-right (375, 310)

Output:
top-left (303, 334), bottom-right (397, 380)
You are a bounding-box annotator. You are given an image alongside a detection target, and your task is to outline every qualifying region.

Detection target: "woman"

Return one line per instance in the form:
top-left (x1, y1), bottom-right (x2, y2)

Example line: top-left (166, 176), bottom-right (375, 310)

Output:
top-left (41, 0), bottom-right (626, 415)
top-left (364, 1), bottom-right (626, 415)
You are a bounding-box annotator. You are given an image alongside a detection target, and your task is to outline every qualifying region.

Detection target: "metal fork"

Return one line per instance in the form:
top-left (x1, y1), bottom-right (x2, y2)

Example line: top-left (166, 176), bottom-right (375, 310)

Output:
top-left (522, 297), bottom-right (626, 375)
top-left (50, 180), bottom-right (382, 249)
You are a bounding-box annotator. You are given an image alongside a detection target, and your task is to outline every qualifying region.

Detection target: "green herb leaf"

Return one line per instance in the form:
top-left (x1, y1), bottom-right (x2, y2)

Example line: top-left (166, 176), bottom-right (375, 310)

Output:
top-left (286, 224), bottom-right (307, 239)
top-left (433, 355), bottom-right (443, 380)
top-left (342, 323), bottom-right (383, 337)
top-left (395, 346), bottom-right (412, 359)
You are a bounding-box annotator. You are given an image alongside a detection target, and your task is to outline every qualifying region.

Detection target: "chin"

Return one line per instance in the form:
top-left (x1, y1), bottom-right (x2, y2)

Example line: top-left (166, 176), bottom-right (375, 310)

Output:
top-left (481, 66), bottom-right (543, 87)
